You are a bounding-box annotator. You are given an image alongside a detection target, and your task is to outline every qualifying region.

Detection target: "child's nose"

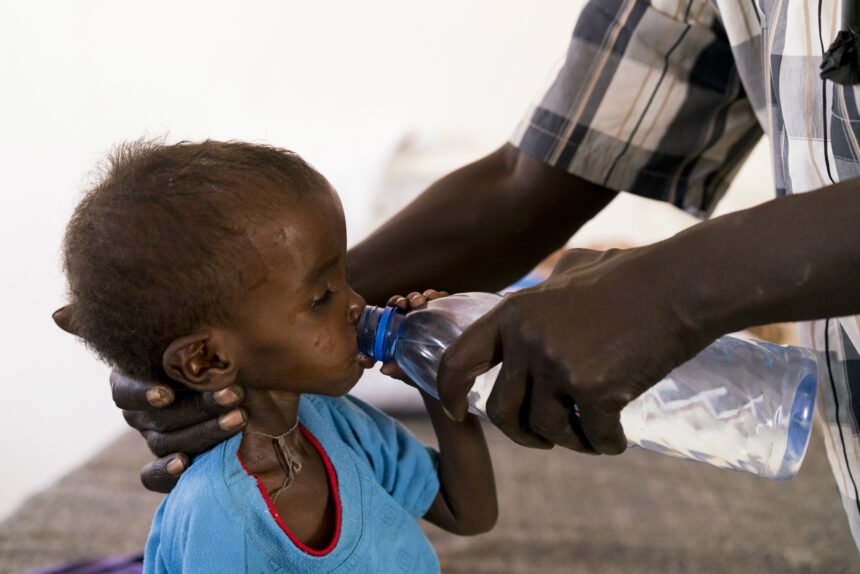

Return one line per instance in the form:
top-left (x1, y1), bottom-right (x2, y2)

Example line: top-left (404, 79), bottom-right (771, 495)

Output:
top-left (347, 290), bottom-right (366, 324)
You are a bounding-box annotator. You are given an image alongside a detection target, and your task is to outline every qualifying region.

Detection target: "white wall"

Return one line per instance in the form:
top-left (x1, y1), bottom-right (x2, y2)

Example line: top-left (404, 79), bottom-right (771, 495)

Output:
top-left (0, 0), bottom-right (775, 521)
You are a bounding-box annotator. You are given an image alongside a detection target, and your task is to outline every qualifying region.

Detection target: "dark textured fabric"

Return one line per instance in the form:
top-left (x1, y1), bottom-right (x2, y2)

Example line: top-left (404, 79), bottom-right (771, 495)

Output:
top-left (512, 0), bottom-right (860, 214)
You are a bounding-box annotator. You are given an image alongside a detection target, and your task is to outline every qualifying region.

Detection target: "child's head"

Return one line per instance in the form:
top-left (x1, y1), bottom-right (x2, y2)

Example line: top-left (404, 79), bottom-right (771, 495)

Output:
top-left (64, 139), bottom-right (367, 396)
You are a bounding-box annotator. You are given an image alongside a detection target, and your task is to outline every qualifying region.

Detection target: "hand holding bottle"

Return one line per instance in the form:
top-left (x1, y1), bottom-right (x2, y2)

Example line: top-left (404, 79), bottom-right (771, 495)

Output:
top-left (379, 289), bottom-right (449, 384)
top-left (361, 282), bottom-right (817, 478)
top-left (436, 247), bottom-right (713, 454)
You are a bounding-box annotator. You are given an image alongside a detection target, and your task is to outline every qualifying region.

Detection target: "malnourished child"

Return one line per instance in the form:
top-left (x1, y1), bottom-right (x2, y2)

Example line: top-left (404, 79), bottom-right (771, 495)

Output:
top-left (61, 140), bottom-right (497, 573)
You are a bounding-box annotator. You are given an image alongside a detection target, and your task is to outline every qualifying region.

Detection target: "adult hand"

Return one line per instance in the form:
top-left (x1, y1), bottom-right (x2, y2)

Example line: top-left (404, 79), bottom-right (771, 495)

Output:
top-left (53, 305), bottom-right (248, 493)
top-left (436, 247), bottom-right (712, 454)
top-left (111, 372), bottom-right (247, 492)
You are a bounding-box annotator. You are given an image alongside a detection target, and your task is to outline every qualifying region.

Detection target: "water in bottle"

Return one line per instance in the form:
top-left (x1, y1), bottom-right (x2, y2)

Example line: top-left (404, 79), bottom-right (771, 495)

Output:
top-left (357, 292), bottom-right (819, 480)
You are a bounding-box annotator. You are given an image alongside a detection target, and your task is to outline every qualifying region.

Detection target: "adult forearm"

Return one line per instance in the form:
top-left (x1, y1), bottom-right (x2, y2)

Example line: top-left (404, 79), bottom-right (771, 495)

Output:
top-left (347, 144), bottom-right (616, 305)
top-left (662, 178), bottom-right (860, 340)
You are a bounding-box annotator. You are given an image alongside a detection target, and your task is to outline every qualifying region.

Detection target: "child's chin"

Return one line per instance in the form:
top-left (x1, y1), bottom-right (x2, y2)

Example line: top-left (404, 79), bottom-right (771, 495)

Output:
top-left (329, 364), bottom-right (364, 395)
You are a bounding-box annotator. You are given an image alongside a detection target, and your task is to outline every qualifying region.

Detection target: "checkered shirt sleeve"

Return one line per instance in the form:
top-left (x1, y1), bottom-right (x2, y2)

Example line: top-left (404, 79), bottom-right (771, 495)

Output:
top-left (512, 0), bottom-right (764, 218)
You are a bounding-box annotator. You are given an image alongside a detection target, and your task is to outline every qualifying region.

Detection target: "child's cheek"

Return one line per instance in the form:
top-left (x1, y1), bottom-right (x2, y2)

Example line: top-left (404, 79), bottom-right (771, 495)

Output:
top-left (313, 331), bottom-right (336, 354)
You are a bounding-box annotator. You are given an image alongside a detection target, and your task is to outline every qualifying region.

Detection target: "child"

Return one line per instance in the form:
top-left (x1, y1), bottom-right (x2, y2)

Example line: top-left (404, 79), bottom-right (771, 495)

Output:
top-left (62, 140), bottom-right (497, 573)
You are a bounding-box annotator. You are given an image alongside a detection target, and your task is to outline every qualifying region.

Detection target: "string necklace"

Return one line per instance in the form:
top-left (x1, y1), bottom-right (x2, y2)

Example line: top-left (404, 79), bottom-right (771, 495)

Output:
top-left (250, 418), bottom-right (302, 501)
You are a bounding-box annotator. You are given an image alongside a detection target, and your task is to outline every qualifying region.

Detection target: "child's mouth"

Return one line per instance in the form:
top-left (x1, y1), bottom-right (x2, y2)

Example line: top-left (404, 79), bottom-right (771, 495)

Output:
top-left (356, 352), bottom-right (375, 369)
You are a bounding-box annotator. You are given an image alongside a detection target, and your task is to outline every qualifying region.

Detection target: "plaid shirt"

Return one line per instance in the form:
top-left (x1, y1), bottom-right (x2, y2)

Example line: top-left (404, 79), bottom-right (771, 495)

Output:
top-left (513, 0), bottom-right (860, 551)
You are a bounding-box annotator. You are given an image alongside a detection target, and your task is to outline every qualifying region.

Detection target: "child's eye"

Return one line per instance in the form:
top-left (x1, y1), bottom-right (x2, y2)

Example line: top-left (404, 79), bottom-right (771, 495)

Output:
top-left (311, 289), bottom-right (334, 309)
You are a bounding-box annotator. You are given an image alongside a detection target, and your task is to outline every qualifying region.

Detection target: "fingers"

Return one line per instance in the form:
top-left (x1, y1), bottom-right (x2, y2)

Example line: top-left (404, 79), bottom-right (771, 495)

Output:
top-left (212, 385), bottom-right (245, 408)
top-left (422, 289), bottom-right (448, 300)
top-left (51, 305), bottom-right (79, 335)
top-left (140, 453), bottom-right (189, 494)
top-left (437, 310), bottom-right (501, 421)
top-left (527, 391), bottom-right (596, 453)
top-left (141, 409), bottom-right (247, 458)
top-left (486, 362), bottom-right (552, 449)
top-left (576, 399), bottom-right (627, 455)
top-left (122, 386), bottom-right (245, 433)
top-left (387, 291), bottom-right (425, 309)
top-left (386, 290), bottom-right (450, 310)
top-left (110, 370), bottom-right (176, 410)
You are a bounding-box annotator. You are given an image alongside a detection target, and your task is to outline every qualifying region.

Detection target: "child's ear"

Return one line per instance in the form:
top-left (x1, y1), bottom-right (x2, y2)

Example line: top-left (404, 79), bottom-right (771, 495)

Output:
top-left (51, 304), bottom-right (79, 336)
top-left (162, 330), bottom-right (238, 392)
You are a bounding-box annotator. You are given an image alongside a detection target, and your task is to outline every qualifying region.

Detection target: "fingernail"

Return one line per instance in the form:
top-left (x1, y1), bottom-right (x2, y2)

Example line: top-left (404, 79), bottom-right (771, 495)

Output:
top-left (213, 386), bottom-right (243, 406)
top-left (219, 409), bottom-right (246, 430)
top-left (146, 386), bottom-right (174, 408)
top-left (166, 456), bottom-right (186, 475)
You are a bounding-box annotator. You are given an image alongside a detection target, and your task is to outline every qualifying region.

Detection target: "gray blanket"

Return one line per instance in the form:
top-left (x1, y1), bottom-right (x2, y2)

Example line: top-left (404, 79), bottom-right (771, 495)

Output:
top-left (1, 418), bottom-right (857, 573)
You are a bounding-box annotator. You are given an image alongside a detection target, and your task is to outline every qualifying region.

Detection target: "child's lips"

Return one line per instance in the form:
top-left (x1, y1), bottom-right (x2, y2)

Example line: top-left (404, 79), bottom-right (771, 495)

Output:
top-left (356, 352), bottom-right (376, 369)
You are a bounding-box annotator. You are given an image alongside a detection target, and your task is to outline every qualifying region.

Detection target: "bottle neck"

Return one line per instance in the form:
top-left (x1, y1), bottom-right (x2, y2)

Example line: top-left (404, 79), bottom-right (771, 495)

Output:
top-left (357, 305), bottom-right (404, 363)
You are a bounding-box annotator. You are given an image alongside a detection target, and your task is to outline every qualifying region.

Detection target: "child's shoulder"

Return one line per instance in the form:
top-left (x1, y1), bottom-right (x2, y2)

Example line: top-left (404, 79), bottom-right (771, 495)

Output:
top-left (145, 435), bottom-right (255, 571)
top-left (302, 393), bottom-right (400, 435)
top-left (160, 435), bottom-right (239, 516)
top-left (304, 392), bottom-right (382, 415)
top-left (301, 393), bottom-right (431, 472)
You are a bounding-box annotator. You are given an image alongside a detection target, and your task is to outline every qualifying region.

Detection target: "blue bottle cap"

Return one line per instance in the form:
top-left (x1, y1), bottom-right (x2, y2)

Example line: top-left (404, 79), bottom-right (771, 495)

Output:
top-left (374, 306), bottom-right (397, 362)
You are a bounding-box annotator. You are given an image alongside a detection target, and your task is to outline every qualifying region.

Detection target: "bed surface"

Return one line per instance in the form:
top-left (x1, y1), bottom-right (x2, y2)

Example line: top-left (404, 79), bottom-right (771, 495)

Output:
top-left (1, 417), bottom-right (857, 573)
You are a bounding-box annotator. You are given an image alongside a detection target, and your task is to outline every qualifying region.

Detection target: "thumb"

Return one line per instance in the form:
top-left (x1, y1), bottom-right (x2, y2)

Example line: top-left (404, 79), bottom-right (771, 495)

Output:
top-left (52, 304), bottom-right (79, 336)
top-left (437, 308), bottom-right (501, 421)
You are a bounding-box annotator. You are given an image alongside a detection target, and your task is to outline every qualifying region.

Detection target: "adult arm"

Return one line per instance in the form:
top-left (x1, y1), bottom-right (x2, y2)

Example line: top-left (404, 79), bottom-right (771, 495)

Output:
top-left (348, 144), bottom-right (616, 304)
top-left (437, 177), bottom-right (860, 454)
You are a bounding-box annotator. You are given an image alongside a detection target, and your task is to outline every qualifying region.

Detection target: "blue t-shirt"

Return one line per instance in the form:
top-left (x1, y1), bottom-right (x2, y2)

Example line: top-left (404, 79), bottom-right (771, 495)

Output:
top-left (144, 394), bottom-right (441, 573)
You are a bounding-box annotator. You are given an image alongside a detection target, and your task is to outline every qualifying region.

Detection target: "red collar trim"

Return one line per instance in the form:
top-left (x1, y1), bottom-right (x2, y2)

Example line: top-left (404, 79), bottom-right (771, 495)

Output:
top-left (237, 424), bottom-right (342, 556)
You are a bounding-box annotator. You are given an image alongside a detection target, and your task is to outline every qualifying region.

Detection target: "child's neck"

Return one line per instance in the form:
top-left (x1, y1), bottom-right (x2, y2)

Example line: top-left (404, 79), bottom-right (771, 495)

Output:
top-left (242, 387), bottom-right (301, 435)
top-left (238, 387), bottom-right (337, 549)
top-left (238, 388), bottom-right (305, 475)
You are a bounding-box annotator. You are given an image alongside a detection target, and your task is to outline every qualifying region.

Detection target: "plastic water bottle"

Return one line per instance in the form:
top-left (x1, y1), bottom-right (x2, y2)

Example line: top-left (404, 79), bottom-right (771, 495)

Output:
top-left (357, 292), bottom-right (819, 480)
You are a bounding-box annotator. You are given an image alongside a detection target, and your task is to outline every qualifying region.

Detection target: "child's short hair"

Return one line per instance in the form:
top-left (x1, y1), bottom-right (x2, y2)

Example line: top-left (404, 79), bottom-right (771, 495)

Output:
top-left (63, 139), bottom-right (331, 380)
